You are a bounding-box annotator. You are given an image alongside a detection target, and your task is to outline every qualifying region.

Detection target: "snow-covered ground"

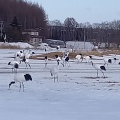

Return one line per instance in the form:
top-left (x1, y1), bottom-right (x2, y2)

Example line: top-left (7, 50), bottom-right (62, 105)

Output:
top-left (1, 49), bottom-right (120, 120)
top-left (0, 42), bottom-right (33, 49)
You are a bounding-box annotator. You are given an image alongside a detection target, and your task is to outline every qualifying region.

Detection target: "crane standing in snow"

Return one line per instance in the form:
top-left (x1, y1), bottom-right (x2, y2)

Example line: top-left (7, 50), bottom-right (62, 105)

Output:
top-left (112, 54), bottom-right (118, 64)
top-left (75, 53), bottom-right (83, 63)
top-left (83, 55), bottom-right (92, 63)
top-left (103, 57), bottom-right (112, 67)
top-left (21, 56), bottom-right (31, 69)
top-left (50, 60), bottom-right (60, 83)
top-left (55, 54), bottom-right (61, 61)
top-left (8, 61), bottom-right (19, 73)
top-left (20, 49), bottom-right (35, 69)
top-left (14, 50), bottom-right (25, 58)
top-left (24, 49), bottom-right (35, 59)
top-left (9, 73), bottom-right (32, 92)
top-left (91, 61), bottom-right (106, 78)
top-left (62, 52), bottom-right (70, 67)
top-left (62, 56), bottom-right (70, 67)
top-left (44, 56), bottom-right (48, 67)
top-left (14, 50), bottom-right (25, 62)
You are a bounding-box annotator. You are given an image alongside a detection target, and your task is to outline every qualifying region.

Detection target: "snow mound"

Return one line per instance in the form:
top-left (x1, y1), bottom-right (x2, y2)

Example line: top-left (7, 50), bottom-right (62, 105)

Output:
top-left (0, 42), bottom-right (33, 49)
top-left (10, 42), bottom-right (34, 48)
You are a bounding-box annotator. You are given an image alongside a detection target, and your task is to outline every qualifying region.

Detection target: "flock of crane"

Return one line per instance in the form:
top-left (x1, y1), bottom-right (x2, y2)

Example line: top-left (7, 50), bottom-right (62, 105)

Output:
top-left (6, 48), bottom-right (120, 92)
top-left (44, 51), bottom-right (120, 82)
top-left (75, 53), bottom-right (119, 78)
top-left (8, 49), bottom-right (34, 91)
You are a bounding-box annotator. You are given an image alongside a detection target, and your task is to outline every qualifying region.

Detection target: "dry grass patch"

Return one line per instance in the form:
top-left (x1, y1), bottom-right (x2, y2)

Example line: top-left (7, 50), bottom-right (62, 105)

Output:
top-left (31, 51), bottom-right (102, 60)
top-left (0, 44), bottom-right (21, 49)
top-left (102, 49), bottom-right (120, 55)
top-left (81, 51), bottom-right (103, 56)
top-left (31, 49), bottom-right (120, 60)
top-left (31, 52), bottom-right (64, 60)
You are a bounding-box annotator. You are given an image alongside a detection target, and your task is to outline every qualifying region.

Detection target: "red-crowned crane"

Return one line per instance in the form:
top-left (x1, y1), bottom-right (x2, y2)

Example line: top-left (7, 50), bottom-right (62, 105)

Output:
top-left (9, 73), bottom-right (32, 92)
top-left (91, 61), bottom-right (106, 78)
top-left (8, 61), bottom-right (19, 73)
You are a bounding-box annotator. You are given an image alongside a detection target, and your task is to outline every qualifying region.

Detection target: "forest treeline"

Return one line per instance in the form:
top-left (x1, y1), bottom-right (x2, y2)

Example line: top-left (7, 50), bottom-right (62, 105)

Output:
top-left (0, 0), bottom-right (120, 48)
top-left (0, 0), bottom-right (47, 41)
top-left (48, 18), bottom-right (120, 48)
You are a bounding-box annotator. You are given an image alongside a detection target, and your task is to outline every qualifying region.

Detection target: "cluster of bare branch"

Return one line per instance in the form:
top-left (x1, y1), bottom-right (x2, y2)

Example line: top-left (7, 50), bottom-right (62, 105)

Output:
top-left (48, 18), bottom-right (120, 49)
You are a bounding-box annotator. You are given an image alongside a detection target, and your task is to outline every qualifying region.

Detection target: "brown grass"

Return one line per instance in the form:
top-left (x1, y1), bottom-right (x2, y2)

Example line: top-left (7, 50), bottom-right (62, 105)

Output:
top-left (102, 50), bottom-right (120, 55)
top-left (0, 44), bottom-right (21, 49)
top-left (31, 49), bottom-right (120, 60)
top-left (31, 52), bottom-right (64, 60)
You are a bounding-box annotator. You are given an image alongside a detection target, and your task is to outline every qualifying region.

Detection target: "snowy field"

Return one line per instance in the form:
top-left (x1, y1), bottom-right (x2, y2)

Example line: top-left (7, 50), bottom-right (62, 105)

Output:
top-left (1, 49), bottom-right (120, 120)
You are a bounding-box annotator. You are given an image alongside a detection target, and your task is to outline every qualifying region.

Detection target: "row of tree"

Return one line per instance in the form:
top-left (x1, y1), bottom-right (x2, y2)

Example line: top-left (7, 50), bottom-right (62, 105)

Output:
top-left (48, 18), bottom-right (120, 48)
top-left (49, 18), bottom-right (120, 30)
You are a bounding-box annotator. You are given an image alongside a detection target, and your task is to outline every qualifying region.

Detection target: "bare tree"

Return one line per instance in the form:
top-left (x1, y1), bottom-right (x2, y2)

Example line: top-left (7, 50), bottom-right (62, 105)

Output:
top-left (49, 20), bottom-right (63, 26)
top-left (64, 17), bottom-right (79, 28)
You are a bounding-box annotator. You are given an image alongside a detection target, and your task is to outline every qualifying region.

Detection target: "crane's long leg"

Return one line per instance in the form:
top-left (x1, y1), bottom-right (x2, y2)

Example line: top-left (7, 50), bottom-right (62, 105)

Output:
top-left (15, 68), bottom-right (17, 73)
top-left (77, 60), bottom-right (79, 64)
top-left (28, 63), bottom-right (31, 69)
top-left (12, 68), bottom-right (13, 73)
top-left (45, 62), bottom-right (47, 67)
top-left (57, 74), bottom-right (59, 83)
top-left (54, 76), bottom-right (55, 83)
top-left (61, 62), bottom-right (64, 67)
top-left (19, 83), bottom-right (21, 92)
top-left (81, 57), bottom-right (83, 62)
top-left (68, 61), bottom-right (70, 67)
top-left (97, 70), bottom-right (98, 77)
top-left (25, 63), bottom-right (28, 69)
top-left (45, 59), bottom-right (47, 67)
top-left (100, 70), bottom-right (105, 78)
top-left (22, 82), bottom-right (24, 92)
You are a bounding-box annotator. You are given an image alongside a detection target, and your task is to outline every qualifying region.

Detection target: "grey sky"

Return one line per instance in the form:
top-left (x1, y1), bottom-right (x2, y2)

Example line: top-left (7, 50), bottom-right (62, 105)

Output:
top-left (30, 0), bottom-right (120, 23)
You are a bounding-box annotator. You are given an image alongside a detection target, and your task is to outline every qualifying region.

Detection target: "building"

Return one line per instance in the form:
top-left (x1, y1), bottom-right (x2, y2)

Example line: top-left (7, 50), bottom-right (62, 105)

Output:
top-left (66, 41), bottom-right (94, 51)
top-left (22, 29), bottom-right (42, 46)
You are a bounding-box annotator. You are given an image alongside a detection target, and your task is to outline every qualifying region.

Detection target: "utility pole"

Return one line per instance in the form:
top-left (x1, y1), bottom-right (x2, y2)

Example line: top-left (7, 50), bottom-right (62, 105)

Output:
top-left (0, 21), bottom-right (4, 40)
top-left (83, 28), bottom-right (86, 49)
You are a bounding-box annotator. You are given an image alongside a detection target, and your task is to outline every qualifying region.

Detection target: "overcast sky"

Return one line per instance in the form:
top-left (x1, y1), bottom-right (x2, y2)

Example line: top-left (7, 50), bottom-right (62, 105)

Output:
top-left (30, 0), bottom-right (120, 24)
